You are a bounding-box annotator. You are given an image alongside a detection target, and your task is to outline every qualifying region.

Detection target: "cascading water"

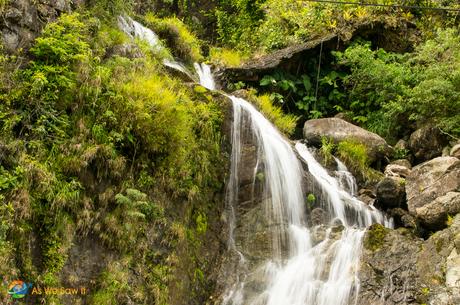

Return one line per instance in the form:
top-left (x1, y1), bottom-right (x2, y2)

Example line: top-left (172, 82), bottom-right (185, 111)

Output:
top-left (118, 18), bottom-right (393, 305)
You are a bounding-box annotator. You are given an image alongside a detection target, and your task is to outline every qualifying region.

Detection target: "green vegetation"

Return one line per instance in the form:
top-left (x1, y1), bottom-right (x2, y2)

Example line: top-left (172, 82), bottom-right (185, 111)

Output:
top-left (143, 13), bottom-right (203, 62)
top-left (246, 90), bottom-right (299, 136)
top-left (0, 11), bottom-right (225, 305)
top-left (260, 69), bottom-right (346, 120)
top-left (364, 224), bottom-right (388, 251)
top-left (209, 47), bottom-right (247, 67)
top-left (209, 0), bottom-right (460, 53)
top-left (337, 140), bottom-right (382, 183)
top-left (334, 28), bottom-right (460, 141)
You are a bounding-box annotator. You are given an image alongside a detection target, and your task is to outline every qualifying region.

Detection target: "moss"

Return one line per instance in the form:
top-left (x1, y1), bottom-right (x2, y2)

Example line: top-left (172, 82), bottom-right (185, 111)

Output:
top-left (144, 13), bottom-right (203, 62)
top-left (364, 224), bottom-right (388, 251)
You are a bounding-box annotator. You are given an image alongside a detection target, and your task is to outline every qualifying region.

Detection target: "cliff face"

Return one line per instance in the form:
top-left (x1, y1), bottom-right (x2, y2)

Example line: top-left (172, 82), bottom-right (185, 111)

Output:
top-left (0, 0), bottom-right (82, 52)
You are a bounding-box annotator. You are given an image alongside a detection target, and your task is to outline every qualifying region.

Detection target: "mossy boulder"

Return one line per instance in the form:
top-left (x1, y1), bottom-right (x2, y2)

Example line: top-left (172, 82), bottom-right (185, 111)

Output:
top-left (303, 118), bottom-right (393, 163)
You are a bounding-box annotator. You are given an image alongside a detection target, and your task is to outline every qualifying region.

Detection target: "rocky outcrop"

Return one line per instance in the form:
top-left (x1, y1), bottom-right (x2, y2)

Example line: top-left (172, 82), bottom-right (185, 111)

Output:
top-left (0, 0), bottom-right (77, 53)
top-left (303, 118), bottom-right (392, 162)
top-left (416, 192), bottom-right (460, 230)
top-left (358, 214), bottom-right (460, 305)
top-left (406, 157), bottom-right (460, 228)
top-left (375, 177), bottom-right (406, 210)
top-left (408, 125), bottom-right (448, 163)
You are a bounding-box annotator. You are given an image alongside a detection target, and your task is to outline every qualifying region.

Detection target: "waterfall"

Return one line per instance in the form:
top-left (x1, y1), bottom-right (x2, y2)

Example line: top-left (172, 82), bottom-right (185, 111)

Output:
top-left (118, 18), bottom-right (393, 305)
top-left (118, 16), bottom-right (162, 52)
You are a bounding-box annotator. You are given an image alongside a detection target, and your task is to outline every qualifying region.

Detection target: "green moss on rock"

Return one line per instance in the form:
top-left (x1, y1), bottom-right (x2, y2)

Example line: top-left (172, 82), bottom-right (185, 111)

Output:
top-left (364, 224), bottom-right (388, 251)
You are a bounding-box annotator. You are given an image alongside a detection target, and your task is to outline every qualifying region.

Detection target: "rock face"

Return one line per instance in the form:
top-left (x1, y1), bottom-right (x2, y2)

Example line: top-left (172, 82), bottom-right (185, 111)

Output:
top-left (375, 177), bottom-right (406, 210)
top-left (406, 157), bottom-right (460, 228)
top-left (0, 0), bottom-right (75, 53)
top-left (358, 214), bottom-right (460, 305)
top-left (416, 192), bottom-right (460, 230)
top-left (408, 125), bottom-right (447, 163)
top-left (303, 118), bottom-right (392, 162)
top-left (358, 226), bottom-right (423, 305)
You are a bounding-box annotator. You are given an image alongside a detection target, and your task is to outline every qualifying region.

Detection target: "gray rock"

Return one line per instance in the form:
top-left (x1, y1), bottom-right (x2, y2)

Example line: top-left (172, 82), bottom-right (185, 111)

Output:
top-left (416, 192), bottom-right (460, 230)
top-left (406, 157), bottom-right (460, 215)
top-left (358, 215), bottom-right (460, 305)
top-left (408, 125), bottom-right (448, 163)
top-left (303, 118), bottom-right (392, 162)
top-left (376, 177), bottom-right (406, 210)
top-left (450, 144), bottom-right (460, 159)
top-left (310, 208), bottom-right (327, 226)
top-left (0, 0), bottom-right (75, 53)
top-left (384, 163), bottom-right (411, 178)
top-left (358, 226), bottom-right (422, 305)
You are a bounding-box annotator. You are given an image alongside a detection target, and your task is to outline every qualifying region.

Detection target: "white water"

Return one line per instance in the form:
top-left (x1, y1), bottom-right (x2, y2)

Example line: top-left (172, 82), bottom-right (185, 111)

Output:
top-left (118, 18), bottom-right (393, 305)
top-left (118, 16), bottom-right (162, 52)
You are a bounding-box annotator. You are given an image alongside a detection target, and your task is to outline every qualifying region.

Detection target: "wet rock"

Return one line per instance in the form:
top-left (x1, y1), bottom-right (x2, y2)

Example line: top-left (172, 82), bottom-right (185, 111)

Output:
top-left (311, 208), bottom-right (327, 226)
top-left (408, 125), bottom-right (448, 163)
top-left (406, 157), bottom-right (460, 216)
top-left (416, 192), bottom-right (460, 230)
top-left (358, 188), bottom-right (376, 205)
top-left (375, 177), bottom-right (406, 210)
top-left (450, 144), bottom-right (460, 159)
top-left (303, 118), bottom-right (392, 162)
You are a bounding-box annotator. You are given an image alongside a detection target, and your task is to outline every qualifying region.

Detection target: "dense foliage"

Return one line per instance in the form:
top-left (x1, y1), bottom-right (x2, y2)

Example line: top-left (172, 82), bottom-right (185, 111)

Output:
top-left (0, 11), bottom-right (225, 304)
top-left (335, 28), bottom-right (460, 141)
top-left (209, 0), bottom-right (459, 53)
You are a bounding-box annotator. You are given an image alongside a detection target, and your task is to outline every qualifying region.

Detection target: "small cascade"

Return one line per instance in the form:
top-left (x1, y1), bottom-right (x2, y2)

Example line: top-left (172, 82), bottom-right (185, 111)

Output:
top-left (117, 16), bottom-right (162, 52)
top-left (194, 63), bottom-right (216, 90)
top-left (334, 157), bottom-right (358, 196)
top-left (118, 18), bottom-right (393, 305)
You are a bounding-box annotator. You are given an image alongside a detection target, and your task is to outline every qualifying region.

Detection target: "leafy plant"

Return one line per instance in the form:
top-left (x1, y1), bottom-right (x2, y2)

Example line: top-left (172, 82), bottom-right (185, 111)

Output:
top-left (260, 68), bottom-right (346, 120)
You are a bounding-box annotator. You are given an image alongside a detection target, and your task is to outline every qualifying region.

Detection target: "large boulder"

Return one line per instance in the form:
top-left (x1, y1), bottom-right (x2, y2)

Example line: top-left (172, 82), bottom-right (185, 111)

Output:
top-left (375, 177), bottom-right (406, 210)
top-left (303, 118), bottom-right (392, 162)
top-left (406, 157), bottom-right (460, 218)
top-left (416, 192), bottom-right (460, 230)
top-left (358, 215), bottom-right (460, 305)
top-left (408, 125), bottom-right (448, 163)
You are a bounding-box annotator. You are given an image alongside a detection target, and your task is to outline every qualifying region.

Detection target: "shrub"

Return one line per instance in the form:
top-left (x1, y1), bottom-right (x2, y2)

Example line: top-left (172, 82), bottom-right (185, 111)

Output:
top-left (337, 139), bottom-right (382, 184)
top-left (209, 47), bottom-right (246, 67)
top-left (335, 28), bottom-right (460, 141)
top-left (248, 91), bottom-right (299, 136)
top-left (144, 13), bottom-right (203, 62)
